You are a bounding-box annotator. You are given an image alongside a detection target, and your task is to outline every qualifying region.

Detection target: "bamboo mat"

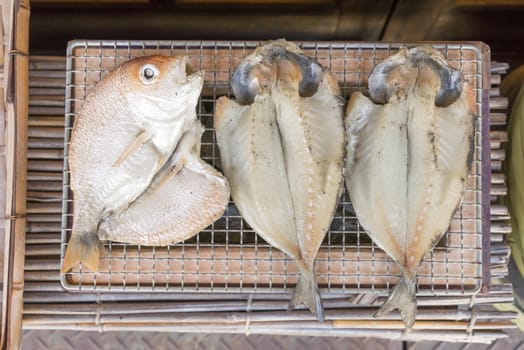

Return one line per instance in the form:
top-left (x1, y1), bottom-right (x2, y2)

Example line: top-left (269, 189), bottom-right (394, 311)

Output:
top-left (22, 54), bottom-right (516, 343)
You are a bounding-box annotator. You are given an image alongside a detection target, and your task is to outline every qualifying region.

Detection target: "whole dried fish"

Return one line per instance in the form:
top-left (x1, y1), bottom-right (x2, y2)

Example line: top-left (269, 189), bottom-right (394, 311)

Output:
top-left (62, 55), bottom-right (215, 272)
top-left (345, 46), bottom-right (475, 327)
top-left (215, 39), bottom-right (345, 321)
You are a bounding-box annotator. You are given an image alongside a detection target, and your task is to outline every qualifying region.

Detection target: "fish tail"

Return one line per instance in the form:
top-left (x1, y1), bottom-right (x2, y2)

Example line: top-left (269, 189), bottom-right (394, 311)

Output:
top-left (61, 232), bottom-right (100, 273)
top-left (375, 275), bottom-right (417, 328)
top-left (289, 268), bottom-right (324, 322)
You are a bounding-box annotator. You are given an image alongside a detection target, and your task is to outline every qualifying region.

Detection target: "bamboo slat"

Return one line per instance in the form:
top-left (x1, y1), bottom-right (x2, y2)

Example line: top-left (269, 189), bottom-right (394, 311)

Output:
top-left (20, 323), bottom-right (508, 344)
top-left (491, 185), bottom-right (508, 196)
top-left (0, 10), bottom-right (6, 350)
top-left (27, 149), bottom-right (64, 160)
top-left (25, 233), bottom-right (61, 244)
top-left (26, 202), bottom-right (62, 214)
top-left (26, 190), bottom-right (62, 200)
top-left (23, 271), bottom-right (60, 282)
top-left (20, 311), bottom-right (516, 327)
top-left (491, 173), bottom-right (505, 185)
top-left (491, 204), bottom-right (509, 217)
top-left (490, 113), bottom-right (508, 126)
top-left (28, 138), bottom-right (65, 149)
top-left (29, 88), bottom-right (65, 96)
top-left (26, 214), bottom-right (62, 222)
top-left (27, 160), bottom-right (63, 172)
top-left (29, 77), bottom-right (66, 88)
top-left (490, 74), bottom-right (501, 86)
top-left (490, 62), bottom-right (510, 74)
top-left (24, 258), bottom-right (60, 271)
top-left (3, 1), bottom-right (30, 349)
top-left (491, 149), bottom-right (505, 161)
top-left (491, 223), bottom-right (512, 234)
top-left (28, 106), bottom-right (67, 115)
top-left (29, 56), bottom-right (66, 70)
top-left (489, 97), bottom-right (509, 110)
top-left (28, 126), bottom-right (65, 139)
top-left (28, 116), bottom-right (64, 127)
top-left (21, 302), bottom-right (516, 323)
top-left (25, 222), bottom-right (61, 233)
top-left (19, 51), bottom-right (515, 343)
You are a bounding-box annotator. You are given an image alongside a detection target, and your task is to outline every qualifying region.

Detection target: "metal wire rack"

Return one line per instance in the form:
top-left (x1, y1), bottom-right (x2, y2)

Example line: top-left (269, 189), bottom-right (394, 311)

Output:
top-left (61, 40), bottom-right (488, 296)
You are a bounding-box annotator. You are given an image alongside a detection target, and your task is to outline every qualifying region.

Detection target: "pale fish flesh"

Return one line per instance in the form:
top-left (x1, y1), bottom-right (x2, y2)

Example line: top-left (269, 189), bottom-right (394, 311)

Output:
top-left (345, 46), bottom-right (476, 327)
top-left (97, 120), bottom-right (230, 246)
top-left (215, 39), bottom-right (345, 321)
top-left (63, 55), bottom-right (205, 272)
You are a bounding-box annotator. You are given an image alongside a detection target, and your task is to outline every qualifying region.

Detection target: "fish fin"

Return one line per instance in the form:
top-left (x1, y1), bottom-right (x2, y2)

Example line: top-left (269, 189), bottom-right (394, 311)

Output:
top-left (141, 121), bottom-right (199, 200)
top-left (289, 269), bottom-right (324, 322)
top-left (145, 156), bottom-right (187, 198)
top-left (214, 97), bottom-right (236, 129)
top-left (61, 232), bottom-right (100, 273)
top-left (113, 128), bottom-right (151, 168)
top-left (99, 156), bottom-right (229, 246)
top-left (375, 275), bottom-right (417, 328)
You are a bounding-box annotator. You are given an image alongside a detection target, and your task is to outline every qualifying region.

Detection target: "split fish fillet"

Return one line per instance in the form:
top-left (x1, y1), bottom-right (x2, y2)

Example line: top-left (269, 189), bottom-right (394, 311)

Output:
top-left (62, 55), bottom-right (229, 272)
top-left (215, 39), bottom-right (345, 321)
top-left (345, 46), bottom-right (476, 327)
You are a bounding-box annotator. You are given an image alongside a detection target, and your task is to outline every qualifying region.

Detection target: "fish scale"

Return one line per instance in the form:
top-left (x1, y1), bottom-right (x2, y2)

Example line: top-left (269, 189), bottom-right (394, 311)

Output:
top-left (62, 55), bottom-right (229, 273)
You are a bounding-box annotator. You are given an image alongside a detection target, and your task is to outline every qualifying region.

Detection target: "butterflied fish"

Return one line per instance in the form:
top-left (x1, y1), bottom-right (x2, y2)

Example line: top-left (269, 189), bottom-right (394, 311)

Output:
top-left (345, 46), bottom-right (475, 327)
top-left (215, 39), bottom-right (345, 321)
top-left (63, 55), bottom-right (205, 273)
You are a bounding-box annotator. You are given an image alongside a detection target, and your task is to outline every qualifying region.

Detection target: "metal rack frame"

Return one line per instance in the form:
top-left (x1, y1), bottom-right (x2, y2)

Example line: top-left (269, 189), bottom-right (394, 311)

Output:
top-left (60, 40), bottom-right (489, 297)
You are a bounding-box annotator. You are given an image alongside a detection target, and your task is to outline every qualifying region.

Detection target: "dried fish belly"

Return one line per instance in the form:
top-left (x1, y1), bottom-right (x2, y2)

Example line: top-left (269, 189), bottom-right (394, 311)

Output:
top-left (62, 55), bottom-right (229, 273)
top-left (215, 39), bottom-right (345, 321)
top-left (345, 46), bottom-right (475, 327)
top-left (97, 121), bottom-right (230, 246)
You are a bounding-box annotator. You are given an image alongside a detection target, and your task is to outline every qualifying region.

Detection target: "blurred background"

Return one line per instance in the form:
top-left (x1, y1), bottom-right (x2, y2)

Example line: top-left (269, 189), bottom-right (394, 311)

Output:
top-left (29, 0), bottom-right (524, 68)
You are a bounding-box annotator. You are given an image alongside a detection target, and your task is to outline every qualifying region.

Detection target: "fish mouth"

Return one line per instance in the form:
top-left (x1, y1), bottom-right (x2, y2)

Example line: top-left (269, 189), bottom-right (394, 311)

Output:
top-left (230, 41), bottom-right (324, 105)
top-left (167, 55), bottom-right (202, 84)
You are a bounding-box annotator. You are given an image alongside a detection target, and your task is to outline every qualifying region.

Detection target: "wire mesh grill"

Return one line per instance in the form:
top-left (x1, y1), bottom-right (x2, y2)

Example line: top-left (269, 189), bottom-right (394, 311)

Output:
top-left (61, 40), bottom-right (487, 295)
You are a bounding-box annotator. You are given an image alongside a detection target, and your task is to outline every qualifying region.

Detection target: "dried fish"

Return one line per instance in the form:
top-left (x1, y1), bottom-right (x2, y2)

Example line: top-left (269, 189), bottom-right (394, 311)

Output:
top-left (63, 55), bottom-right (229, 272)
top-left (215, 39), bottom-right (345, 320)
top-left (345, 46), bottom-right (475, 327)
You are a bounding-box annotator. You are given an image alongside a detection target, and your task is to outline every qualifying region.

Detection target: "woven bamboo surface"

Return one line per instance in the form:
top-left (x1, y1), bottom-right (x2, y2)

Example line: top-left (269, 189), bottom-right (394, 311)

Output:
top-left (21, 46), bottom-right (516, 343)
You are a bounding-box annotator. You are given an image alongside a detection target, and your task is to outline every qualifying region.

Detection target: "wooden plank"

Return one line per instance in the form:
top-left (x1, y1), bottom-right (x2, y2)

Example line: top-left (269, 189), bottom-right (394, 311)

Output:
top-left (3, 1), bottom-right (30, 349)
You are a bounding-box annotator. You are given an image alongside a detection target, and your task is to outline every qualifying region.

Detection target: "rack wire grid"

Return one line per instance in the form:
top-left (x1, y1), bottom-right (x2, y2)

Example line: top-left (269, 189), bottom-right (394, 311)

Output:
top-left (61, 40), bottom-right (489, 296)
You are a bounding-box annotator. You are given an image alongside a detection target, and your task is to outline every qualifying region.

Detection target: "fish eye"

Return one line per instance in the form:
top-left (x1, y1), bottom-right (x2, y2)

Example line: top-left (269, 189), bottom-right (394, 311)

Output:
top-left (139, 64), bottom-right (159, 83)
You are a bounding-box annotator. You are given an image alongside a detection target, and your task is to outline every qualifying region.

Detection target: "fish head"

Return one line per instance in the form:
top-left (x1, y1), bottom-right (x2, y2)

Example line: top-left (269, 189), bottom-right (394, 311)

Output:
top-left (230, 39), bottom-right (324, 105)
top-left (123, 55), bottom-right (204, 121)
top-left (368, 47), bottom-right (417, 104)
top-left (230, 54), bottom-right (275, 105)
top-left (266, 42), bottom-right (324, 98)
top-left (420, 50), bottom-right (464, 108)
top-left (368, 46), bottom-right (464, 107)
top-left (281, 50), bottom-right (323, 98)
